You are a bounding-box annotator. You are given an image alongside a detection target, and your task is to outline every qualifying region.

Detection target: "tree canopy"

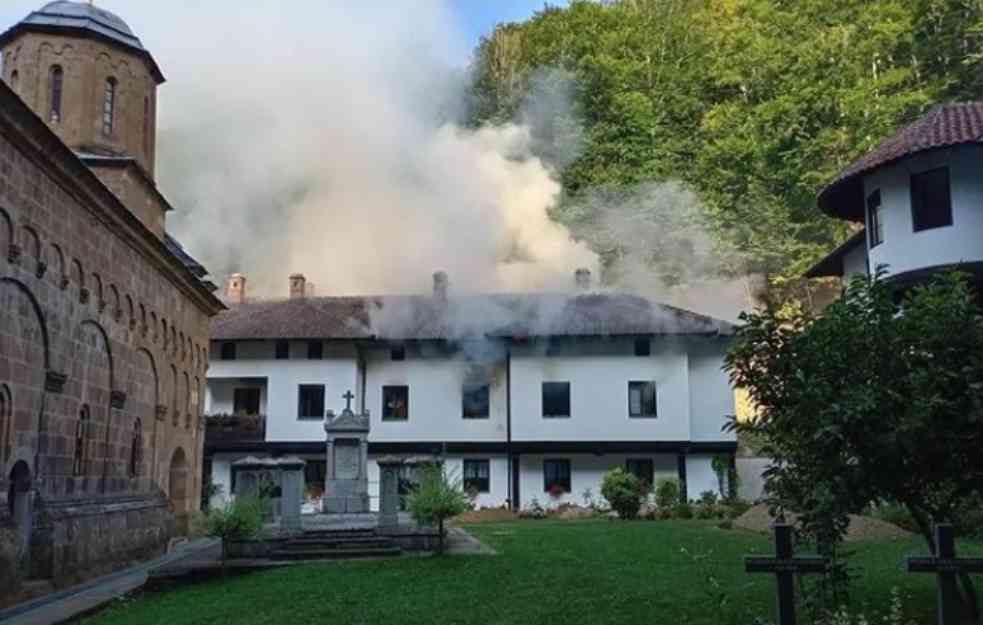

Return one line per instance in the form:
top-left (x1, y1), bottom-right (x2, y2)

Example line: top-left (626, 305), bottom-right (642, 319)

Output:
top-left (467, 0), bottom-right (983, 286)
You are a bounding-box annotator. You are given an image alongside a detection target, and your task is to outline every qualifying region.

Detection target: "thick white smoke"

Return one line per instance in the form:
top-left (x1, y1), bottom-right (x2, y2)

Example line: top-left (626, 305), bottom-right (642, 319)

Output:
top-left (139, 1), bottom-right (598, 296)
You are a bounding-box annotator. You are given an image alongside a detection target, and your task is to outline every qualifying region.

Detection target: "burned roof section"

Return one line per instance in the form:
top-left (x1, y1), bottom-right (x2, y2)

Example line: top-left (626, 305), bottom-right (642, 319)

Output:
top-left (211, 292), bottom-right (735, 341)
top-left (818, 103), bottom-right (983, 221)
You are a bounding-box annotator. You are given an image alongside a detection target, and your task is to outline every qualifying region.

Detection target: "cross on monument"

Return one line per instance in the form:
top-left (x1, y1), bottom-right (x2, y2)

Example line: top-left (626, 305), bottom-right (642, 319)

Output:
top-left (907, 524), bottom-right (983, 625)
top-left (342, 390), bottom-right (354, 412)
top-left (745, 523), bottom-right (829, 625)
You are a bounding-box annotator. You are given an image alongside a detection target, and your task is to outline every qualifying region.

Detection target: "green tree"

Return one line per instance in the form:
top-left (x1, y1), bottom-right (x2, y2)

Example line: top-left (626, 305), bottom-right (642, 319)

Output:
top-left (406, 464), bottom-right (472, 555)
top-left (601, 467), bottom-right (647, 519)
top-left (724, 271), bottom-right (983, 618)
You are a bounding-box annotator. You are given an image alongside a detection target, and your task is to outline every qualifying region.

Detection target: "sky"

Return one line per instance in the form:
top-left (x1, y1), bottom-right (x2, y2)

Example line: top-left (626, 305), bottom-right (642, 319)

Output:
top-left (0, 1), bottom-right (562, 65)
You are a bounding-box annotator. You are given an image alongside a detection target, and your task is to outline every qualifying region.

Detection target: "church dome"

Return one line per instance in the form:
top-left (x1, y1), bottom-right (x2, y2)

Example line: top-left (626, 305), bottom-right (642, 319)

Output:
top-left (23, 1), bottom-right (143, 51)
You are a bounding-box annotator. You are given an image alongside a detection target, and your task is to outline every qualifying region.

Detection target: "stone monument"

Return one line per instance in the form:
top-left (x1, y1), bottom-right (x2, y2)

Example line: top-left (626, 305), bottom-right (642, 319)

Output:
top-left (323, 391), bottom-right (370, 513)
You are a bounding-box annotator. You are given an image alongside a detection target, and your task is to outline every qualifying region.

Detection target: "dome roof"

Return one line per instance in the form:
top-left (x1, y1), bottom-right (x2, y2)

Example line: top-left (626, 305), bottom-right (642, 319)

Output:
top-left (0, 1), bottom-right (164, 83)
top-left (26, 1), bottom-right (142, 50)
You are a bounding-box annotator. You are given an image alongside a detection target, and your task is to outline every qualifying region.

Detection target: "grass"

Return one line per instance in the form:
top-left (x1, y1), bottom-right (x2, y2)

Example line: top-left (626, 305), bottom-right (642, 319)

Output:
top-left (78, 520), bottom-right (983, 625)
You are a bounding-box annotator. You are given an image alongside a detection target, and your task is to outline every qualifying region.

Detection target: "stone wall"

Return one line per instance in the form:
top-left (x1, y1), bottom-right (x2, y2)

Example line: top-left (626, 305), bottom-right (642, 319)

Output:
top-left (0, 78), bottom-right (220, 604)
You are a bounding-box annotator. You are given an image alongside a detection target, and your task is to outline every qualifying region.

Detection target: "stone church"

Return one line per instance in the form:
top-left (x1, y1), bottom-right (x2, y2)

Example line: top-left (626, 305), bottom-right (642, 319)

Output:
top-left (0, 1), bottom-right (223, 605)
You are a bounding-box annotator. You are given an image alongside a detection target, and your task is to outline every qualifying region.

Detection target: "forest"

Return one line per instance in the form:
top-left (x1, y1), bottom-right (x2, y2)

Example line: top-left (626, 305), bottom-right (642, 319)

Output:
top-left (466, 0), bottom-right (983, 294)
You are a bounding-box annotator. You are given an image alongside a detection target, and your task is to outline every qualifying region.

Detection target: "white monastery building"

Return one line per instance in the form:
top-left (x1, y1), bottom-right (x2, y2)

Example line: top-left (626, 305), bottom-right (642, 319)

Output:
top-left (203, 270), bottom-right (737, 511)
top-left (807, 102), bottom-right (983, 290)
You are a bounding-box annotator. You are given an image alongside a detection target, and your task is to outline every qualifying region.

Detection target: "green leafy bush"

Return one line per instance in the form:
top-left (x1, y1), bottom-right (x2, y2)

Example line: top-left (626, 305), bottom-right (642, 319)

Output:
top-left (193, 496), bottom-right (267, 567)
top-left (600, 468), bottom-right (645, 520)
top-left (655, 478), bottom-right (680, 511)
top-left (406, 464), bottom-right (472, 554)
top-left (673, 502), bottom-right (693, 519)
top-left (698, 490), bottom-right (718, 506)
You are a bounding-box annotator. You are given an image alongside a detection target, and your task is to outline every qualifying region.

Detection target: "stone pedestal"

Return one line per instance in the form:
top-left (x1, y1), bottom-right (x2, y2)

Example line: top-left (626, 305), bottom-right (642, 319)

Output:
top-left (323, 406), bottom-right (370, 513)
top-left (277, 456), bottom-right (306, 534)
top-left (377, 456), bottom-right (403, 530)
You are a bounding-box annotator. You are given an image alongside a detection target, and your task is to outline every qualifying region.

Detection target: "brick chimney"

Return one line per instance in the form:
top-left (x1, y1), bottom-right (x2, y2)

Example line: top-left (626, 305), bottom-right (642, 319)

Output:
top-left (289, 274), bottom-right (307, 299)
top-left (433, 271), bottom-right (448, 301)
top-left (574, 268), bottom-right (591, 291)
top-left (226, 273), bottom-right (246, 304)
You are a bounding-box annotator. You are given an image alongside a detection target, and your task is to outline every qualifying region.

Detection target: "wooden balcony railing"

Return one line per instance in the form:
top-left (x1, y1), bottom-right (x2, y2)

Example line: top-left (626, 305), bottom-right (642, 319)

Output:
top-left (204, 413), bottom-right (267, 443)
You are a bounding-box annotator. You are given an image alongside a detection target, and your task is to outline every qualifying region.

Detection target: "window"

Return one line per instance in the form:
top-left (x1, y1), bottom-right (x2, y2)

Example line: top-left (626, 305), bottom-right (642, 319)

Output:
top-left (307, 340), bottom-right (323, 360)
top-left (463, 459), bottom-right (490, 493)
top-left (10, 70), bottom-right (18, 92)
top-left (220, 342), bottom-right (236, 361)
top-left (142, 96), bottom-right (151, 156)
top-left (628, 381), bottom-right (657, 418)
top-left (911, 167), bottom-right (952, 232)
top-left (382, 385), bottom-right (409, 421)
top-left (233, 388), bottom-right (261, 415)
top-left (298, 385), bottom-right (325, 419)
top-left (626, 458), bottom-right (654, 487)
top-left (275, 340), bottom-right (289, 360)
top-left (634, 338), bottom-right (651, 357)
top-left (543, 459), bottom-right (571, 493)
top-left (304, 460), bottom-right (327, 493)
top-left (49, 65), bottom-right (63, 122)
top-left (129, 419), bottom-right (143, 477)
top-left (390, 346), bottom-right (406, 361)
top-left (462, 383), bottom-right (490, 419)
top-left (102, 77), bottom-right (117, 137)
top-left (542, 382), bottom-right (570, 418)
top-left (73, 405), bottom-right (90, 476)
top-left (867, 189), bottom-right (883, 248)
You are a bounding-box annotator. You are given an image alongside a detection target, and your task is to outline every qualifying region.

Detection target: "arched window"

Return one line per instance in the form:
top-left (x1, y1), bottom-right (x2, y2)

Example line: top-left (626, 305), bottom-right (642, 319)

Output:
top-left (102, 77), bottom-right (117, 137)
top-left (73, 405), bottom-right (90, 476)
top-left (129, 418), bottom-right (143, 477)
top-left (49, 65), bottom-right (63, 122)
top-left (142, 96), bottom-right (151, 157)
top-left (10, 70), bottom-right (18, 92)
top-left (0, 384), bottom-right (11, 465)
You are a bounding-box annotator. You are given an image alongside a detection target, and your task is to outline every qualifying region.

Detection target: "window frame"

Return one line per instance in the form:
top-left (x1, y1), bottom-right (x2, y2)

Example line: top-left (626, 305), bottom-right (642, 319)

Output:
top-left (542, 381), bottom-right (571, 418)
top-left (628, 380), bottom-right (658, 418)
top-left (463, 459), bottom-right (490, 493)
top-left (49, 65), bottom-right (63, 122)
top-left (102, 77), bottom-right (117, 137)
top-left (297, 384), bottom-right (325, 420)
top-left (910, 167), bottom-right (953, 232)
top-left (462, 383), bottom-right (490, 419)
top-left (233, 387), bottom-right (261, 416)
top-left (382, 385), bottom-right (409, 421)
top-left (867, 189), bottom-right (883, 248)
top-left (543, 459), bottom-right (571, 493)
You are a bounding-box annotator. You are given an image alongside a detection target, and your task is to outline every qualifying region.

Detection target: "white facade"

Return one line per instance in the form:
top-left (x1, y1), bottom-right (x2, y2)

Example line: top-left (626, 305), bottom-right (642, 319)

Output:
top-left (863, 145), bottom-right (983, 277)
top-left (205, 333), bottom-right (737, 509)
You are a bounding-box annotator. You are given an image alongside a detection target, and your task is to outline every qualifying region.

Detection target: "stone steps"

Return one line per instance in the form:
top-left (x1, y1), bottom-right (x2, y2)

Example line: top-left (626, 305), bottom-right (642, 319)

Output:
top-left (270, 546), bottom-right (402, 561)
top-left (284, 537), bottom-right (394, 549)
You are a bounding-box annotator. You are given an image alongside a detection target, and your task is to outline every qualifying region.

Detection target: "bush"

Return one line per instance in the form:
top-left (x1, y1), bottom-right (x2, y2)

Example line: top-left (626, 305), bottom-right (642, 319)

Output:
top-left (601, 468), bottom-right (646, 520)
top-left (698, 490), bottom-right (719, 506)
top-left (725, 499), bottom-right (752, 519)
top-left (673, 501), bottom-right (693, 519)
top-left (406, 465), bottom-right (472, 554)
top-left (655, 478), bottom-right (680, 510)
top-left (193, 496), bottom-right (267, 568)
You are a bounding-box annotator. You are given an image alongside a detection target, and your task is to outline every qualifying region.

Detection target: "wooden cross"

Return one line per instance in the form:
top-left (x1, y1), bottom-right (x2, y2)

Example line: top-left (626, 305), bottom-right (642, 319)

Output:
top-left (342, 390), bottom-right (354, 412)
top-left (745, 524), bottom-right (829, 625)
top-left (907, 524), bottom-right (983, 625)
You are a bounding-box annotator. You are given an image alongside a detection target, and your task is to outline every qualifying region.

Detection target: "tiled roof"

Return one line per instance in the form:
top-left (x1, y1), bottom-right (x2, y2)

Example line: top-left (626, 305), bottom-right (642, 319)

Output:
top-left (164, 235), bottom-right (208, 279)
top-left (818, 103), bottom-right (983, 220)
top-left (211, 293), bottom-right (735, 341)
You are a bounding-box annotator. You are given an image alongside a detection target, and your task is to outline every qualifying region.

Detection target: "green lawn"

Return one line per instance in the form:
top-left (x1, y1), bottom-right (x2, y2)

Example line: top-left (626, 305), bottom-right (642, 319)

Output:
top-left (79, 521), bottom-right (982, 625)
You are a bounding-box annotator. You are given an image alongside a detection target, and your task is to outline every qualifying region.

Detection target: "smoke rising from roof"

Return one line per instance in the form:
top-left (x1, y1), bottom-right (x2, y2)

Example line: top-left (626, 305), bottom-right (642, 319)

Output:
top-left (148, 1), bottom-right (598, 298)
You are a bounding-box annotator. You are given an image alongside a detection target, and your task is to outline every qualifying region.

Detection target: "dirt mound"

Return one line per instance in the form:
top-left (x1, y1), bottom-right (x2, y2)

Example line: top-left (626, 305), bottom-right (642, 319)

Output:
top-left (453, 508), bottom-right (518, 524)
top-left (734, 504), bottom-right (912, 542)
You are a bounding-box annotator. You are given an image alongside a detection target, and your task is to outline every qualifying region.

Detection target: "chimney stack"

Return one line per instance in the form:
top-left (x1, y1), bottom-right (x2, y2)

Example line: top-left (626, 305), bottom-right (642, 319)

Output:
top-left (289, 273), bottom-right (307, 299)
top-left (574, 268), bottom-right (592, 291)
top-left (226, 273), bottom-right (246, 304)
top-left (433, 271), bottom-right (448, 301)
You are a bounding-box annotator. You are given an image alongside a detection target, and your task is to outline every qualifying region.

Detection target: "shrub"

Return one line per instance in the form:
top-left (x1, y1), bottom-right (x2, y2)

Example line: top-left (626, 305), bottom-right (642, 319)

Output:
top-left (193, 496), bottom-right (267, 569)
top-left (600, 468), bottom-right (645, 520)
top-left (868, 502), bottom-right (918, 533)
top-left (725, 499), bottom-right (752, 519)
top-left (673, 501), bottom-right (693, 519)
top-left (655, 478), bottom-right (680, 510)
top-left (406, 465), bottom-right (472, 554)
top-left (699, 490), bottom-right (718, 506)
